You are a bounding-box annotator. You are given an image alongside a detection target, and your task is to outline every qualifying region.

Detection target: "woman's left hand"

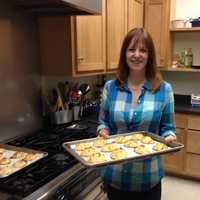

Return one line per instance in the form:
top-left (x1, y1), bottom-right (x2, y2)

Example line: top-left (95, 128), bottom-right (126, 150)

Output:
top-left (164, 135), bottom-right (177, 144)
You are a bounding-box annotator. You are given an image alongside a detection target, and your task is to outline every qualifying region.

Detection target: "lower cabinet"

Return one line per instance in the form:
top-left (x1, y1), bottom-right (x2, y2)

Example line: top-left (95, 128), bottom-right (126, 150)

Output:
top-left (162, 128), bottom-right (185, 173)
top-left (163, 113), bottom-right (200, 179)
top-left (185, 153), bottom-right (200, 178)
top-left (185, 130), bottom-right (200, 178)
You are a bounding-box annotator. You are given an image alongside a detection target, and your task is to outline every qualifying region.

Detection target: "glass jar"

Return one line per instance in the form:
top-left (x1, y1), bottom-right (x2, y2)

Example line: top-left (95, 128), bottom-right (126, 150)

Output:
top-left (184, 48), bottom-right (193, 67)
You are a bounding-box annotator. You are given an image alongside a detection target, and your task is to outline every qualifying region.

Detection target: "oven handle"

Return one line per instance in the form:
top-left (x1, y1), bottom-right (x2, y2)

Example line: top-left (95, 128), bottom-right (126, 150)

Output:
top-left (67, 168), bottom-right (92, 187)
top-left (56, 167), bottom-right (92, 195)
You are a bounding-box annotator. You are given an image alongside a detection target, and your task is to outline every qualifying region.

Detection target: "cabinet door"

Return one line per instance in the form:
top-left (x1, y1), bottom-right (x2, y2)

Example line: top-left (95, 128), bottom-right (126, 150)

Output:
top-left (38, 16), bottom-right (73, 75)
top-left (75, 0), bottom-right (106, 74)
top-left (162, 128), bottom-right (185, 173)
top-left (185, 153), bottom-right (200, 178)
top-left (106, 0), bottom-right (128, 71)
top-left (187, 130), bottom-right (200, 154)
top-left (128, 0), bottom-right (144, 31)
top-left (145, 0), bottom-right (169, 67)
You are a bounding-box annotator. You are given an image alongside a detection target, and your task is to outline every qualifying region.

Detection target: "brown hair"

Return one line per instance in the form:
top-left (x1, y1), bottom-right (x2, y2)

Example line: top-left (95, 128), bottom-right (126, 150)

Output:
top-left (116, 27), bottom-right (163, 92)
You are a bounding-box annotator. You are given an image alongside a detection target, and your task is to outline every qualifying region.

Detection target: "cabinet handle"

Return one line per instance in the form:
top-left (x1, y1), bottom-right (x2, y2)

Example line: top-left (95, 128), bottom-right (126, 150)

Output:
top-left (77, 57), bottom-right (84, 63)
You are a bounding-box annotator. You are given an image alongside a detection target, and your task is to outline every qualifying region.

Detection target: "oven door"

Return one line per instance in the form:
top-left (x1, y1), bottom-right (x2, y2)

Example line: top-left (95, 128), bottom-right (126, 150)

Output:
top-left (51, 167), bottom-right (105, 200)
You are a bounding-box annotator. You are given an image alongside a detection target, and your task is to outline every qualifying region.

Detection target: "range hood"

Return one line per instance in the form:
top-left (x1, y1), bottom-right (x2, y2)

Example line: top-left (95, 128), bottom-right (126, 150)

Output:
top-left (14, 0), bottom-right (102, 15)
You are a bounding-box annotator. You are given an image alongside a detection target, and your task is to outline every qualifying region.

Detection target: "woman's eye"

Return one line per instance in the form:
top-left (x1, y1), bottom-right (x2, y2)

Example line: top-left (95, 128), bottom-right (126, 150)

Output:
top-left (140, 48), bottom-right (148, 53)
top-left (128, 48), bottom-right (136, 52)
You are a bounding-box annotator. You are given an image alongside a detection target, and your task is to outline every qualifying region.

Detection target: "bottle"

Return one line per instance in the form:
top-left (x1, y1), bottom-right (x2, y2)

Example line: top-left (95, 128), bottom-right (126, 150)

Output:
top-left (180, 50), bottom-right (185, 66)
top-left (184, 48), bottom-right (193, 67)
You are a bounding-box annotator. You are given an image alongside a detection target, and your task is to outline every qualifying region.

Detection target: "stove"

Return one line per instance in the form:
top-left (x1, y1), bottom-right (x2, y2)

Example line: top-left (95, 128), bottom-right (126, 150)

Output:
top-left (0, 119), bottom-right (101, 200)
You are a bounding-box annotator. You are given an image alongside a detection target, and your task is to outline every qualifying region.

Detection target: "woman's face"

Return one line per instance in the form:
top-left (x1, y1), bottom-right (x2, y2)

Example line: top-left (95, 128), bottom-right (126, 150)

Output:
top-left (126, 39), bottom-right (148, 72)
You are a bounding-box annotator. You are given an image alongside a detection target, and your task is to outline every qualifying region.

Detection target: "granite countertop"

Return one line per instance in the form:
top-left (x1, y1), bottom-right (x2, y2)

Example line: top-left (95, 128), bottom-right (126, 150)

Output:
top-left (175, 94), bottom-right (200, 115)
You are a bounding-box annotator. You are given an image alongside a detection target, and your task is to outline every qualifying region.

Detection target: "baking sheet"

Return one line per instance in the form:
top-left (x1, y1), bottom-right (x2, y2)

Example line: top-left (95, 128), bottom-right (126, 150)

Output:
top-left (62, 131), bottom-right (184, 167)
top-left (0, 144), bottom-right (48, 178)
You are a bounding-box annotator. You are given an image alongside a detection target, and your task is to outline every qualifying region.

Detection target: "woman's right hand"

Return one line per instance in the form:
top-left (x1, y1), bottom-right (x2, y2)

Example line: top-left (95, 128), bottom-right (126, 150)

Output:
top-left (98, 128), bottom-right (109, 139)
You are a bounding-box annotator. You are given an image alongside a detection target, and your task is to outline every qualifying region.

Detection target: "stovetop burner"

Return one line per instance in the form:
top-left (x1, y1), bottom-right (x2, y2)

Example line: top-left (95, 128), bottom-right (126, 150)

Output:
top-left (0, 120), bottom-right (98, 198)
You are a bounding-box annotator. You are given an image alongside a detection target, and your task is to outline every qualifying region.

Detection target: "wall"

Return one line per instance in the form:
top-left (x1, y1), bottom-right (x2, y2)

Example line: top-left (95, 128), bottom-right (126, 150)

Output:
top-left (0, 2), bottom-right (42, 141)
top-left (175, 0), bottom-right (200, 19)
top-left (162, 71), bottom-right (200, 95)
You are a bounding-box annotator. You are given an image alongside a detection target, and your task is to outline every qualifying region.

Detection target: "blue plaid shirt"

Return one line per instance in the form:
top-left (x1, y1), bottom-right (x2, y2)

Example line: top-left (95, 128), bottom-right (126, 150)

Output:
top-left (97, 79), bottom-right (175, 192)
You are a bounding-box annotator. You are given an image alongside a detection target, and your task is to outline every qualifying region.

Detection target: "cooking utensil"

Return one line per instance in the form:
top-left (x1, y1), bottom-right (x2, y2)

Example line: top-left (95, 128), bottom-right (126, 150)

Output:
top-left (78, 83), bottom-right (91, 95)
top-left (78, 83), bottom-right (91, 118)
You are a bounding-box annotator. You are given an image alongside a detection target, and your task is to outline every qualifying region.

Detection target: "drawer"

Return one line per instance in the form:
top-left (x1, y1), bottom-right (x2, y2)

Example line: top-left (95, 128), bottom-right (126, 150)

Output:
top-left (188, 115), bottom-right (200, 130)
top-left (175, 114), bottom-right (187, 128)
top-left (185, 153), bottom-right (200, 177)
top-left (187, 130), bottom-right (200, 154)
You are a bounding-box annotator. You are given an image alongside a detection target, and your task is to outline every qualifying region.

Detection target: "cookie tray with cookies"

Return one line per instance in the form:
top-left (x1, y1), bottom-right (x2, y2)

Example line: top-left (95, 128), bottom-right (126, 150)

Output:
top-left (62, 131), bottom-right (184, 167)
top-left (0, 144), bottom-right (48, 178)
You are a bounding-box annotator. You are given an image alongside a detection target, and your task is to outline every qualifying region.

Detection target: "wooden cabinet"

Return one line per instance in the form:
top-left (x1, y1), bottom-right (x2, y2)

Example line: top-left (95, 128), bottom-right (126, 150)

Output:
top-left (106, 0), bottom-right (144, 72)
top-left (163, 113), bottom-right (186, 174)
top-left (39, 0), bottom-right (144, 76)
top-left (144, 0), bottom-right (170, 67)
top-left (185, 153), bottom-right (200, 177)
top-left (128, 0), bottom-right (144, 31)
top-left (75, 0), bottom-right (106, 74)
top-left (106, 0), bottom-right (127, 71)
top-left (185, 115), bottom-right (200, 178)
top-left (163, 113), bottom-right (200, 179)
top-left (38, 1), bottom-right (106, 76)
top-left (163, 127), bottom-right (185, 172)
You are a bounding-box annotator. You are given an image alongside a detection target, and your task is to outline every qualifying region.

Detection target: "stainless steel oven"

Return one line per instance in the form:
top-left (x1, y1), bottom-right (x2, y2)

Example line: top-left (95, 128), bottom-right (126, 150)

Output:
top-left (50, 166), bottom-right (104, 200)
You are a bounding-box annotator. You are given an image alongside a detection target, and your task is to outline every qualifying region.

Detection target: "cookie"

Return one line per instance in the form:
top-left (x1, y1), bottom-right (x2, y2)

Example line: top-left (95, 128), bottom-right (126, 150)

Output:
top-left (111, 149), bottom-right (128, 160)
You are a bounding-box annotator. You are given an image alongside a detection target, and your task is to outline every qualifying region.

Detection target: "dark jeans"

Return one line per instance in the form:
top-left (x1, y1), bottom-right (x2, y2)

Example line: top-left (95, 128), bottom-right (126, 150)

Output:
top-left (103, 182), bottom-right (161, 200)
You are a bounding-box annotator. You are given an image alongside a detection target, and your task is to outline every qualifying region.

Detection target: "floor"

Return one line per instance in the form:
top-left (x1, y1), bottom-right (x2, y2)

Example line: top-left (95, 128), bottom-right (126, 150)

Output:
top-left (97, 175), bottom-right (200, 200)
top-left (162, 176), bottom-right (200, 200)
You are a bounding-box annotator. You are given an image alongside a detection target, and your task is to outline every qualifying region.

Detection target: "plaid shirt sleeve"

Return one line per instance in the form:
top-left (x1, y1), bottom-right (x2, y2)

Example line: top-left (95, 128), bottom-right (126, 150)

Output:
top-left (159, 82), bottom-right (176, 137)
top-left (97, 80), bottom-right (112, 133)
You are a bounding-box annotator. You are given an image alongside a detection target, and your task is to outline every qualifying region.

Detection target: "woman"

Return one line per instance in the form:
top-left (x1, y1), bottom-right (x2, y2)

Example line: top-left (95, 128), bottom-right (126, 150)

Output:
top-left (97, 28), bottom-right (176, 200)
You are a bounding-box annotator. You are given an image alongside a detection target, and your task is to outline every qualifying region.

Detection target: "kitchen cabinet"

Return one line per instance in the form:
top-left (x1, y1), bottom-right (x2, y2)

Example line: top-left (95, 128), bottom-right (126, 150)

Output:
top-left (185, 115), bottom-right (200, 178)
top-left (106, 0), bottom-right (144, 72)
top-left (162, 113), bottom-right (186, 174)
top-left (107, 0), bottom-right (144, 72)
top-left (74, 0), bottom-right (106, 74)
top-left (128, 0), bottom-right (144, 31)
top-left (144, 0), bottom-right (170, 68)
top-left (163, 113), bottom-right (200, 179)
top-left (106, 0), bottom-right (127, 71)
top-left (38, 0), bottom-right (106, 76)
top-left (39, 0), bottom-right (144, 76)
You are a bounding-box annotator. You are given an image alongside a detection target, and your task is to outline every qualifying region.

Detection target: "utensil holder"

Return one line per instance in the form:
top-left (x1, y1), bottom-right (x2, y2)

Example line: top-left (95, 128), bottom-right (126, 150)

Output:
top-left (51, 110), bottom-right (73, 124)
top-left (73, 105), bottom-right (80, 121)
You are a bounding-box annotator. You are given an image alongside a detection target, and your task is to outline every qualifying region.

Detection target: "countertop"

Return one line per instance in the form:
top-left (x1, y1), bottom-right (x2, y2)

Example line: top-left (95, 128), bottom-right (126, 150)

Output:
top-left (175, 94), bottom-right (200, 115)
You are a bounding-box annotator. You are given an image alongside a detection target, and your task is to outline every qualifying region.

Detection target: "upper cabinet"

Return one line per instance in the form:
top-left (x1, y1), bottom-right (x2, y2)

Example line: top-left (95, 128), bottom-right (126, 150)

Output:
top-left (38, 4), bottom-right (106, 76)
top-left (74, 0), bottom-right (106, 74)
top-left (106, 0), bottom-right (144, 72)
top-left (128, 0), bottom-right (144, 31)
top-left (38, 0), bottom-right (144, 76)
top-left (144, 0), bottom-right (170, 68)
top-left (106, 0), bottom-right (127, 71)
